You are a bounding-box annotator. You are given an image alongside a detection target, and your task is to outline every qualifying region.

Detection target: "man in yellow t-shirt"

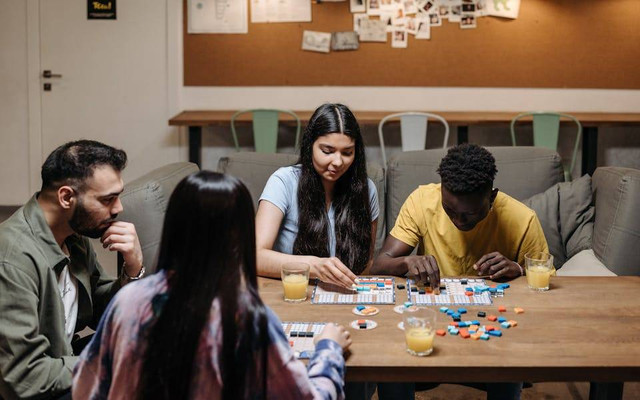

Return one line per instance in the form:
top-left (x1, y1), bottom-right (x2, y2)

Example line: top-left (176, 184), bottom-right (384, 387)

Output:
top-left (372, 144), bottom-right (549, 289)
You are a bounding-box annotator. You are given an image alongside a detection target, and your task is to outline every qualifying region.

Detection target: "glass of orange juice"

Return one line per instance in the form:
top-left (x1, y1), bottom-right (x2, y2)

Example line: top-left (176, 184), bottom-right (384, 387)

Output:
top-left (281, 262), bottom-right (310, 303)
top-left (525, 251), bottom-right (554, 291)
top-left (403, 307), bottom-right (436, 356)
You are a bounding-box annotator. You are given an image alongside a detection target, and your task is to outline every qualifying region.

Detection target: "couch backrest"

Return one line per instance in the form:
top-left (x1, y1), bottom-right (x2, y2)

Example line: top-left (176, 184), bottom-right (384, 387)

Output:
top-left (592, 167), bottom-right (640, 275)
top-left (217, 152), bottom-right (387, 249)
top-left (118, 162), bottom-right (199, 273)
top-left (386, 146), bottom-right (563, 234)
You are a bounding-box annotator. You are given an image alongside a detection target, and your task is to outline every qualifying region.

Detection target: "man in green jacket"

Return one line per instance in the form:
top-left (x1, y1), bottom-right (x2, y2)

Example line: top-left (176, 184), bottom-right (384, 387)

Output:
top-left (0, 140), bottom-right (145, 399)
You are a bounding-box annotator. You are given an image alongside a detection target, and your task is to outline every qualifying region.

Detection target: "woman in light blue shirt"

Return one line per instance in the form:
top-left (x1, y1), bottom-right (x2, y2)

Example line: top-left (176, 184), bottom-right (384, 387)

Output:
top-left (256, 103), bottom-right (379, 288)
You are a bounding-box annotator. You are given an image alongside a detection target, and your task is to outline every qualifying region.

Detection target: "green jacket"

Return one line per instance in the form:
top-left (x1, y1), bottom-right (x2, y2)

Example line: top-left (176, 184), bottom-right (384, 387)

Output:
top-left (0, 195), bottom-right (121, 399)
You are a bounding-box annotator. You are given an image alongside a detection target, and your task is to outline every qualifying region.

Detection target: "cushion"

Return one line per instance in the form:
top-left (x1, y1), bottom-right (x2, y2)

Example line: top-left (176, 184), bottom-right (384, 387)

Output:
top-left (522, 175), bottom-right (594, 268)
top-left (557, 249), bottom-right (616, 276)
top-left (119, 162), bottom-right (200, 273)
top-left (591, 167), bottom-right (640, 276)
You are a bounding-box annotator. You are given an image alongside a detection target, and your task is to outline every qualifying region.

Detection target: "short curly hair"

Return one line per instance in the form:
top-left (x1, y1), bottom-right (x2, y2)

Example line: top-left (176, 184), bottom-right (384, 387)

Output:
top-left (436, 144), bottom-right (497, 194)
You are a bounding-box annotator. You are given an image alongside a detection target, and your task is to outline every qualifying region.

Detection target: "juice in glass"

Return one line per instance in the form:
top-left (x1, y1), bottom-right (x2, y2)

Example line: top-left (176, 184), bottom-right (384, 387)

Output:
top-left (525, 252), bottom-right (554, 291)
top-left (281, 262), bottom-right (310, 302)
top-left (403, 307), bottom-right (436, 356)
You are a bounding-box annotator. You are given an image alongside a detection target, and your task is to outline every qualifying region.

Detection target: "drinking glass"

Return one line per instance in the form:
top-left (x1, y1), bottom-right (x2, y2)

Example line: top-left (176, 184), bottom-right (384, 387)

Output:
top-left (403, 307), bottom-right (436, 356)
top-left (281, 262), bottom-right (310, 302)
top-left (525, 251), bottom-right (554, 291)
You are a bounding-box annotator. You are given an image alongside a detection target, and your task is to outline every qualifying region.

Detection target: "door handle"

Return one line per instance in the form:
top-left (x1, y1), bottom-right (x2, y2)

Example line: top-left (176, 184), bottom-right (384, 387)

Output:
top-left (42, 70), bottom-right (62, 78)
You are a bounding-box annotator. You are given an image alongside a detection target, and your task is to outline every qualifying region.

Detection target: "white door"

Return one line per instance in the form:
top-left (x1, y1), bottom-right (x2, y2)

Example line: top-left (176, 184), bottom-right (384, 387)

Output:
top-left (37, 0), bottom-right (178, 273)
top-left (38, 0), bottom-right (178, 183)
top-left (0, 2), bottom-right (31, 204)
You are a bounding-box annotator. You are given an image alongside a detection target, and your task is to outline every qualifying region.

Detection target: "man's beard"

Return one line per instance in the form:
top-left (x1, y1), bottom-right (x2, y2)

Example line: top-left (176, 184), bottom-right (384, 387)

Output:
top-left (69, 198), bottom-right (115, 239)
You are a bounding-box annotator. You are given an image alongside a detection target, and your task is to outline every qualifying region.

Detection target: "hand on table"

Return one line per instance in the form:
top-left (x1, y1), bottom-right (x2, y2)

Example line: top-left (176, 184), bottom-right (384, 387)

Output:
top-left (402, 255), bottom-right (440, 289)
top-left (310, 257), bottom-right (357, 289)
top-left (473, 252), bottom-right (521, 280)
top-left (101, 221), bottom-right (143, 277)
top-left (316, 323), bottom-right (352, 352)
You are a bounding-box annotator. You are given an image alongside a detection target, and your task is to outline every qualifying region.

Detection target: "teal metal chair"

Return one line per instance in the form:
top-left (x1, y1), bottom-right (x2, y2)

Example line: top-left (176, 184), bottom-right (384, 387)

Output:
top-left (230, 109), bottom-right (301, 153)
top-left (378, 112), bottom-right (450, 167)
top-left (510, 112), bottom-right (582, 181)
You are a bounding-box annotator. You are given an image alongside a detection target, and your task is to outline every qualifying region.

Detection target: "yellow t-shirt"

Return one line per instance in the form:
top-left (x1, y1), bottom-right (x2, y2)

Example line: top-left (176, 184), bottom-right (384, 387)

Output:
top-left (390, 183), bottom-right (549, 277)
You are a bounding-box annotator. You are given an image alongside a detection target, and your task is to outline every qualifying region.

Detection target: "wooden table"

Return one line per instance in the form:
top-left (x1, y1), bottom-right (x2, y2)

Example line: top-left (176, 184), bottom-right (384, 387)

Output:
top-left (258, 276), bottom-right (640, 399)
top-left (169, 111), bottom-right (640, 176)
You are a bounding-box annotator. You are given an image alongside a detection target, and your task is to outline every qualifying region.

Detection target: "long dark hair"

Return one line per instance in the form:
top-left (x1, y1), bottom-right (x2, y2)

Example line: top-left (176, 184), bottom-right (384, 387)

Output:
top-left (138, 171), bottom-right (269, 399)
top-left (293, 103), bottom-right (372, 274)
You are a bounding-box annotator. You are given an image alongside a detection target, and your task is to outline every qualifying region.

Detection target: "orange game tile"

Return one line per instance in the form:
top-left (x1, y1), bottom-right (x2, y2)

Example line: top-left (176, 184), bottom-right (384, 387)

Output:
top-left (436, 329), bottom-right (446, 336)
top-left (514, 307), bottom-right (525, 314)
top-left (498, 306), bottom-right (507, 312)
top-left (487, 315), bottom-right (498, 321)
top-left (507, 320), bottom-right (518, 327)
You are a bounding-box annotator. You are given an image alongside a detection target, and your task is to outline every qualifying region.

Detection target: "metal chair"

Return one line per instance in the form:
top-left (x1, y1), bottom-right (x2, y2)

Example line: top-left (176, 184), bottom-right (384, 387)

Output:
top-left (378, 112), bottom-right (450, 167)
top-left (230, 109), bottom-right (301, 153)
top-left (510, 112), bottom-right (582, 181)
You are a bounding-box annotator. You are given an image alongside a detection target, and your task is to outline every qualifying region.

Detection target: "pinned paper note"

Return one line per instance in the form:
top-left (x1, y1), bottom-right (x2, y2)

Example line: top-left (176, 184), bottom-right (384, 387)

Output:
top-left (486, 0), bottom-right (520, 19)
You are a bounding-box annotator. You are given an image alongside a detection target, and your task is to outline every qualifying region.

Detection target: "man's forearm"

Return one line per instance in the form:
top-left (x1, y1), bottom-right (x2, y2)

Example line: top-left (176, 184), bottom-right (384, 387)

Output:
top-left (371, 253), bottom-right (408, 276)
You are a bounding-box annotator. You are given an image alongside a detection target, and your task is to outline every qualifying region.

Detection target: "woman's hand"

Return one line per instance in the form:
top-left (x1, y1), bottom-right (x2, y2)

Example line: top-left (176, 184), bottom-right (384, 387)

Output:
top-left (310, 256), bottom-right (358, 289)
top-left (317, 323), bottom-right (352, 352)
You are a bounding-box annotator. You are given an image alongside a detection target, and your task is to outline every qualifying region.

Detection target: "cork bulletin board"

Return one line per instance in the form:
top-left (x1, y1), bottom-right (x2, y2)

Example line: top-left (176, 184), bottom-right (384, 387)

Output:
top-left (183, 0), bottom-right (640, 88)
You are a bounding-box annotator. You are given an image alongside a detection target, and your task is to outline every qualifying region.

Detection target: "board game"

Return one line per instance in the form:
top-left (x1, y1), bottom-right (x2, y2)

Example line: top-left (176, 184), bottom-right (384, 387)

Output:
top-left (311, 277), bottom-right (396, 304)
top-left (281, 321), bottom-right (326, 359)
top-left (406, 278), bottom-right (495, 306)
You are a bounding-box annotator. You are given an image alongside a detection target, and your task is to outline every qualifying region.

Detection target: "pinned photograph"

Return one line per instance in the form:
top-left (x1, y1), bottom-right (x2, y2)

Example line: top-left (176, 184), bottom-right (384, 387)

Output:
top-left (476, 0), bottom-right (487, 16)
top-left (391, 27), bottom-right (408, 48)
top-left (406, 16), bottom-right (418, 34)
top-left (380, 0), bottom-right (398, 12)
top-left (367, 0), bottom-right (381, 16)
top-left (359, 18), bottom-right (387, 42)
top-left (353, 13), bottom-right (369, 33)
top-left (429, 11), bottom-right (441, 26)
top-left (393, 5), bottom-right (407, 26)
top-left (461, 3), bottom-right (476, 13)
top-left (331, 31), bottom-right (360, 51)
top-left (449, 2), bottom-right (462, 22)
top-left (350, 0), bottom-right (366, 13)
top-left (380, 11), bottom-right (395, 32)
top-left (460, 13), bottom-right (476, 29)
top-left (486, 0), bottom-right (520, 19)
top-left (404, 0), bottom-right (418, 14)
top-left (415, 16), bottom-right (431, 39)
top-left (438, 5), bottom-right (450, 19)
top-left (302, 30), bottom-right (332, 53)
top-left (421, 0), bottom-right (436, 13)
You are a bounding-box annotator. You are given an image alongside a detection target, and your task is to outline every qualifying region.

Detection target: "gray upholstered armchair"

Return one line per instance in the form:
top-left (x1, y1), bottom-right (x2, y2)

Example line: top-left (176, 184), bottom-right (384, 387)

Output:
top-left (117, 162), bottom-right (199, 274)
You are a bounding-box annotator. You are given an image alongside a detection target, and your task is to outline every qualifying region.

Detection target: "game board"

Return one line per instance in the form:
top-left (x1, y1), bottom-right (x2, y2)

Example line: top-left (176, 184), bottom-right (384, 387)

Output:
top-left (311, 277), bottom-right (396, 304)
top-left (281, 321), bottom-right (326, 359)
top-left (407, 278), bottom-right (494, 305)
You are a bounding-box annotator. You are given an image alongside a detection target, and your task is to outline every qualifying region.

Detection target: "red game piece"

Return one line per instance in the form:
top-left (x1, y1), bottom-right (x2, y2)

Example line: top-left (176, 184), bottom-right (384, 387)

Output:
top-left (449, 322), bottom-right (459, 327)
top-left (487, 315), bottom-right (498, 321)
top-left (459, 329), bottom-right (471, 339)
top-left (436, 329), bottom-right (446, 336)
top-left (498, 306), bottom-right (507, 312)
